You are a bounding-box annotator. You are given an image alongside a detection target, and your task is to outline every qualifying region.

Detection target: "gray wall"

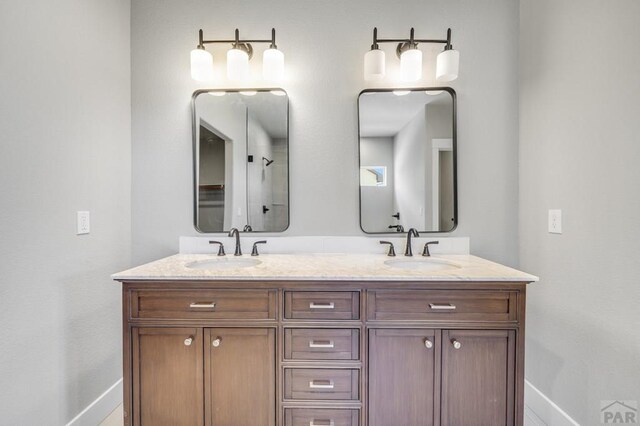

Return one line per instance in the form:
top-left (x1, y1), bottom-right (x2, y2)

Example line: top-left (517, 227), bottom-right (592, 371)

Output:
top-left (519, 0), bottom-right (640, 423)
top-left (0, 0), bottom-right (131, 424)
top-left (132, 0), bottom-right (520, 266)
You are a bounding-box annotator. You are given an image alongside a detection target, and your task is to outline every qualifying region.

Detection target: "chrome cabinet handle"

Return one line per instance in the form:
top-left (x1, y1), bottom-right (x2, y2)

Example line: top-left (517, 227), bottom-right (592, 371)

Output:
top-left (309, 302), bottom-right (335, 309)
top-left (429, 303), bottom-right (456, 310)
top-left (190, 302), bottom-right (216, 308)
top-left (424, 338), bottom-right (433, 349)
top-left (309, 340), bottom-right (335, 348)
top-left (309, 380), bottom-right (334, 389)
top-left (452, 339), bottom-right (462, 349)
top-left (212, 337), bottom-right (222, 347)
top-left (310, 420), bottom-right (334, 426)
top-left (184, 336), bottom-right (194, 346)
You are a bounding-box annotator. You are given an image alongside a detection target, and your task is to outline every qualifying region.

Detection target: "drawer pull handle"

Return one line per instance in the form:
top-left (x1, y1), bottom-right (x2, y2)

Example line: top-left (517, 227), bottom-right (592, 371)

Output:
top-left (429, 303), bottom-right (456, 310)
top-left (309, 340), bottom-right (335, 348)
top-left (190, 302), bottom-right (216, 308)
top-left (424, 338), bottom-right (433, 349)
top-left (452, 339), bottom-right (462, 350)
top-left (310, 421), bottom-right (334, 426)
top-left (309, 302), bottom-right (335, 309)
top-left (309, 380), bottom-right (334, 389)
top-left (212, 337), bottom-right (222, 347)
top-left (184, 336), bottom-right (194, 346)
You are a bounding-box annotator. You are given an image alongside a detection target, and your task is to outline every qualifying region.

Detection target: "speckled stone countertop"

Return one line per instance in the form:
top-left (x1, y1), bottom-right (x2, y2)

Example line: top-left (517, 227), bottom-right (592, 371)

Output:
top-left (112, 254), bottom-right (538, 282)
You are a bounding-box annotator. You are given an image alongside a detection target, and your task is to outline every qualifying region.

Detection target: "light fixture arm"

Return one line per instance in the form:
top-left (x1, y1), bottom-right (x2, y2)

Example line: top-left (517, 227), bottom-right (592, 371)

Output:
top-left (371, 27), bottom-right (453, 57)
top-left (196, 28), bottom-right (278, 47)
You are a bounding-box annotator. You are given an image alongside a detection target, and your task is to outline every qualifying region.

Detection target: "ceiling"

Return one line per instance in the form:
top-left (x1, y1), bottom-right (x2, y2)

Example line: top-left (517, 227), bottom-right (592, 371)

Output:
top-left (359, 90), bottom-right (451, 138)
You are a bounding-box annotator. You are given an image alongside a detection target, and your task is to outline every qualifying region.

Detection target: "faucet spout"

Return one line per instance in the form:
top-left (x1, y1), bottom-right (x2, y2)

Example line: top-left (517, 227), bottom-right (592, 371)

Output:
top-left (228, 228), bottom-right (242, 256)
top-left (405, 228), bottom-right (420, 256)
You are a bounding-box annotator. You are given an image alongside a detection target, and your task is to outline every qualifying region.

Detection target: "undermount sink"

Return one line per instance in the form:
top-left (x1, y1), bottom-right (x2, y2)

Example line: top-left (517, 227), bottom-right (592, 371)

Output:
top-left (384, 258), bottom-right (460, 272)
top-left (186, 258), bottom-right (262, 270)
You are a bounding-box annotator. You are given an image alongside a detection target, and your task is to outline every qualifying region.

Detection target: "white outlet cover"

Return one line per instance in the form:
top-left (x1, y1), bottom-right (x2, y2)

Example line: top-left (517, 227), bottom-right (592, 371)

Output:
top-left (77, 211), bottom-right (90, 235)
top-left (548, 209), bottom-right (562, 234)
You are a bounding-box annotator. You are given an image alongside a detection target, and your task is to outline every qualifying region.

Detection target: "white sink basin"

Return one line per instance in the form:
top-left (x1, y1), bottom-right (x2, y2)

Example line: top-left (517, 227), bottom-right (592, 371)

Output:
top-left (186, 258), bottom-right (262, 270)
top-left (384, 258), bottom-right (460, 272)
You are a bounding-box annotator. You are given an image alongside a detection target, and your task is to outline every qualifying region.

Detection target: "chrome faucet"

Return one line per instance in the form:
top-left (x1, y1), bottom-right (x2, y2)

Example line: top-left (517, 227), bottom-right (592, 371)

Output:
top-left (404, 228), bottom-right (420, 256)
top-left (228, 228), bottom-right (242, 256)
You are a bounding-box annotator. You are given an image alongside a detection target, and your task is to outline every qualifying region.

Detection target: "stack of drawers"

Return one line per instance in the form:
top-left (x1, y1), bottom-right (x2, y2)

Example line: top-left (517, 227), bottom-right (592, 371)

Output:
top-left (282, 291), bottom-right (362, 426)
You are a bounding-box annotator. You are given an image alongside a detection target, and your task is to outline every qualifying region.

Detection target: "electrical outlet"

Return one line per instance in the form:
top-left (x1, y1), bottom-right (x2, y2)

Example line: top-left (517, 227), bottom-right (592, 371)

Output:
top-left (548, 209), bottom-right (562, 234)
top-left (77, 211), bottom-right (90, 235)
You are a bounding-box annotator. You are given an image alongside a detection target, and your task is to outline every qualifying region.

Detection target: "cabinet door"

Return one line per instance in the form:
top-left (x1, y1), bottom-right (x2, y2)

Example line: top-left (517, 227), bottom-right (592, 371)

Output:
top-left (368, 329), bottom-right (438, 426)
top-left (132, 327), bottom-right (203, 426)
top-left (441, 330), bottom-right (516, 426)
top-left (205, 328), bottom-right (276, 426)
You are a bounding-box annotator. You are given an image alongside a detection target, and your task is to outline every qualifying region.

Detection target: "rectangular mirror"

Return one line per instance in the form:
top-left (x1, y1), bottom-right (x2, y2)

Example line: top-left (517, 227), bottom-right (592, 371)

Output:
top-left (358, 88), bottom-right (457, 234)
top-left (192, 89), bottom-right (289, 233)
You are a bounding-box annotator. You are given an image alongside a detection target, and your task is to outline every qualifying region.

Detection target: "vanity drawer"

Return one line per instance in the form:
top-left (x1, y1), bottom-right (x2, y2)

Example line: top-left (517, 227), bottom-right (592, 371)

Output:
top-left (284, 328), bottom-right (360, 361)
top-left (367, 290), bottom-right (517, 322)
top-left (284, 408), bottom-right (360, 426)
top-left (130, 289), bottom-right (277, 320)
top-left (284, 291), bottom-right (360, 320)
top-left (284, 368), bottom-right (360, 401)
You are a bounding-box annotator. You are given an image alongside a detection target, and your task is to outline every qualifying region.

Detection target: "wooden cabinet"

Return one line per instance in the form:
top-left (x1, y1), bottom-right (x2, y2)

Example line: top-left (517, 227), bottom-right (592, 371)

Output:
top-left (132, 328), bottom-right (203, 426)
top-left (368, 329), bottom-right (438, 426)
top-left (120, 283), bottom-right (527, 426)
top-left (205, 328), bottom-right (276, 426)
top-left (441, 330), bottom-right (516, 426)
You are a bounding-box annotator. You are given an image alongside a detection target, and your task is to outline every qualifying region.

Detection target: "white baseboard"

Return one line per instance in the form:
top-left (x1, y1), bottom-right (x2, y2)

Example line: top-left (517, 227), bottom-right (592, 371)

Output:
top-left (65, 378), bottom-right (123, 426)
top-left (525, 379), bottom-right (581, 426)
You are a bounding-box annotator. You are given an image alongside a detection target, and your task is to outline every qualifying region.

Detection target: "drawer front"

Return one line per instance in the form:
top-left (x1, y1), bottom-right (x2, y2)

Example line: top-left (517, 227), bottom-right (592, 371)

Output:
top-left (131, 289), bottom-right (277, 320)
top-left (284, 329), bottom-right (360, 361)
top-left (284, 292), bottom-right (360, 320)
top-left (284, 368), bottom-right (360, 401)
top-left (284, 408), bottom-right (360, 426)
top-left (367, 290), bottom-right (517, 322)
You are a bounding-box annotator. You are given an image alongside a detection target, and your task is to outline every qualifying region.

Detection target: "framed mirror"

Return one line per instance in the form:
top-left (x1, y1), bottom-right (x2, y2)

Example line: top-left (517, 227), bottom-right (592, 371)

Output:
top-left (358, 88), bottom-right (457, 234)
top-left (192, 89), bottom-right (289, 233)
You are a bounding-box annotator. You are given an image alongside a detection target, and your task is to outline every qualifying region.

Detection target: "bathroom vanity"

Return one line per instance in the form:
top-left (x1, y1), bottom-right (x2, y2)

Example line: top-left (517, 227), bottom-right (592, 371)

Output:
top-left (113, 253), bottom-right (537, 426)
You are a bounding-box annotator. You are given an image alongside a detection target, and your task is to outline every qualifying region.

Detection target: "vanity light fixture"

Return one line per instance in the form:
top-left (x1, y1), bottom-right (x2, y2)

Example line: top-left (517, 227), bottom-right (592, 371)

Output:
top-left (191, 28), bottom-right (284, 82)
top-left (364, 27), bottom-right (459, 83)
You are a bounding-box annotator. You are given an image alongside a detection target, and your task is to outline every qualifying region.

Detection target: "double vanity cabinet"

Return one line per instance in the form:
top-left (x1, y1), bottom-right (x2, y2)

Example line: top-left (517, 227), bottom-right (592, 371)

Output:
top-left (114, 254), bottom-right (536, 426)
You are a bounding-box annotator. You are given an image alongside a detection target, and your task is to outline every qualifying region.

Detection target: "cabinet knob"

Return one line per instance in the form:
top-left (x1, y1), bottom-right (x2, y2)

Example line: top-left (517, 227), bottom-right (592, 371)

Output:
top-left (212, 337), bottom-right (222, 347)
top-left (424, 338), bottom-right (433, 349)
top-left (452, 339), bottom-right (462, 349)
top-left (184, 336), bottom-right (194, 346)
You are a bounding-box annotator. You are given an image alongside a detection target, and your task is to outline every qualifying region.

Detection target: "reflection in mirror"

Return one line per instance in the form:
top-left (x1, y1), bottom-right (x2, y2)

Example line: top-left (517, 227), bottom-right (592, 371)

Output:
top-left (358, 89), bottom-right (456, 233)
top-left (193, 90), bottom-right (289, 233)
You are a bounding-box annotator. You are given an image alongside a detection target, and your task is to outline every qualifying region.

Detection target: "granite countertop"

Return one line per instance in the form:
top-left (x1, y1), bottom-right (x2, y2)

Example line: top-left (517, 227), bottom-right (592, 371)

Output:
top-left (112, 254), bottom-right (538, 282)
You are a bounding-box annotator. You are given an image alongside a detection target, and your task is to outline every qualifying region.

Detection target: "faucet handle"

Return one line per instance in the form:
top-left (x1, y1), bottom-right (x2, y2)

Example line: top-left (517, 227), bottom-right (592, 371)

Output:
top-left (422, 241), bottom-right (439, 257)
top-left (379, 241), bottom-right (396, 257)
top-left (251, 240), bottom-right (267, 256)
top-left (209, 240), bottom-right (226, 256)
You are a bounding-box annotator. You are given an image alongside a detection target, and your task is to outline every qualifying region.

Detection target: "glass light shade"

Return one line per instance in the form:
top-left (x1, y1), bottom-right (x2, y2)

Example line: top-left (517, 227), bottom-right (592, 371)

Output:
top-left (227, 48), bottom-right (249, 81)
top-left (400, 48), bottom-right (422, 82)
top-left (364, 49), bottom-right (385, 81)
top-left (393, 90), bottom-right (410, 96)
top-left (436, 49), bottom-right (460, 82)
top-left (263, 48), bottom-right (284, 82)
top-left (190, 48), bottom-right (214, 82)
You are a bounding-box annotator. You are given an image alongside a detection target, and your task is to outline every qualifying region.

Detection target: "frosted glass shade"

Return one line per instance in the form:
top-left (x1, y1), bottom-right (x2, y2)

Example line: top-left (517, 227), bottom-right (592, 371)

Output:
top-left (190, 48), bottom-right (214, 82)
top-left (227, 48), bottom-right (249, 81)
top-left (436, 49), bottom-right (460, 82)
top-left (400, 49), bottom-right (422, 82)
top-left (364, 49), bottom-right (385, 81)
top-left (263, 48), bottom-right (284, 81)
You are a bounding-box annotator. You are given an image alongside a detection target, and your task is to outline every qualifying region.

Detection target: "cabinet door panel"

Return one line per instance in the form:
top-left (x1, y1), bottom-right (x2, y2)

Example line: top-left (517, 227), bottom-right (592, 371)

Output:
top-left (441, 330), bottom-right (515, 426)
top-left (205, 328), bottom-right (275, 426)
top-left (368, 329), bottom-right (438, 426)
top-left (132, 327), bottom-right (203, 426)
